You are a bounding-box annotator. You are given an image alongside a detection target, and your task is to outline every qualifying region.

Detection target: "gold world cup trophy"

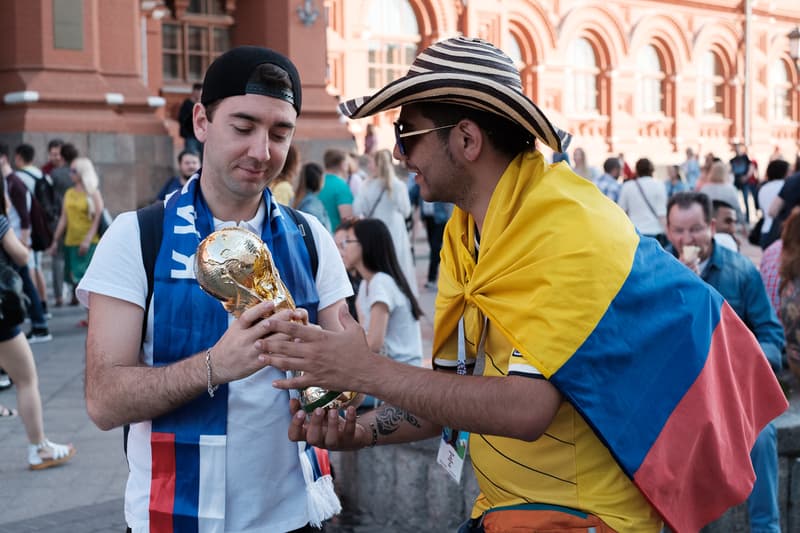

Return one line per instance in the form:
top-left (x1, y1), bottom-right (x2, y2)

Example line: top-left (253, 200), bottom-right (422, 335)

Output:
top-left (195, 227), bottom-right (358, 412)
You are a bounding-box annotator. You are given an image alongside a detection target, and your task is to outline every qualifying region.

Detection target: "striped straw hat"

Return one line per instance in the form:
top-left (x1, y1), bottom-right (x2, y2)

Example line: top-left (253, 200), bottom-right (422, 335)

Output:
top-left (339, 37), bottom-right (571, 153)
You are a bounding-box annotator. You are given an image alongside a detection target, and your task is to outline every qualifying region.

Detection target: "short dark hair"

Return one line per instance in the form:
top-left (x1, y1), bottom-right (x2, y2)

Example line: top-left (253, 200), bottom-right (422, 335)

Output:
top-left (177, 149), bottom-right (200, 164)
top-left (711, 199), bottom-right (735, 214)
top-left (60, 143), bottom-right (79, 164)
top-left (603, 157), bottom-right (621, 174)
top-left (15, 143), bottom-right (34, 164)
top-left (47, 138), bottom-right (65, 151)
top-left (323, 149), bottom-right (346, 170)
top-left (667, 192), bottom-right (712, 224)
top-left (192, 82), bottom-right (203, 91)
top-left (300, 162), bottom-right (323, 193)
top-left (0, 143), bottom-right (9, 160)
top-left (766, 159), bottom-right (789, 182)
top-left (205, 63), bottom-right (293, 121)
top-left (635, 158), bottom-right (654, 178)
top-left (413, 102), bottom-right (535, 158)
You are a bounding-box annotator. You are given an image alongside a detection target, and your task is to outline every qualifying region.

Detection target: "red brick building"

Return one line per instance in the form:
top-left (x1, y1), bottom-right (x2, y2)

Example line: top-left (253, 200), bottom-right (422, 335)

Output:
top-left (0, 1), bottom-right (798, 210)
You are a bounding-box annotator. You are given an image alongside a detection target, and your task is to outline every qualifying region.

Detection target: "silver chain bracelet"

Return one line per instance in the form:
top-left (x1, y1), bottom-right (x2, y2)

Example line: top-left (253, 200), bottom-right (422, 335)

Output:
top-left (206, 349), bottom-right (219, 398)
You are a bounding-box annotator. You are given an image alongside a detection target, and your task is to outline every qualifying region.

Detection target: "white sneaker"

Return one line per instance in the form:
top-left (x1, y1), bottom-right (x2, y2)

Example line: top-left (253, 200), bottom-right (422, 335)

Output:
top-left (26, 329), bottom-right (52, 344)
top-left (28, 439), bottom-right (76, 470)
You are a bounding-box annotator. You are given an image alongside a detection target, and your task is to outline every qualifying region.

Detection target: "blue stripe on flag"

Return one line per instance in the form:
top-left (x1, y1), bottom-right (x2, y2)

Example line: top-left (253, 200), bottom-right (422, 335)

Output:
top-left (172, 433), bottom-right (200, 532)
top-left (551, 236), bottom-right (722, 476)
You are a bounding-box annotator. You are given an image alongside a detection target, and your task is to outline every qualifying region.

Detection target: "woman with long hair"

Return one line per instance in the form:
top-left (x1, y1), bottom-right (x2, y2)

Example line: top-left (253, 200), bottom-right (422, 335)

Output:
top-left (336, 218), bottom-right (423, 397)
top-left (46, 157), bottom-right (104, 292)
top-left (353, 149), bottom-right (417, 295)
top-left (695, 153), bottom-right (717, 190)
top-left (293, 162), bottom-right (331, 232)
top-left (571, 147), bottom-right (598, 181)
top-left (779, 209), bottom-right (800, 379)
top-left (46, 157), bottom-right (104, 326)
top-left (0, 176), bottom-right (76, 469)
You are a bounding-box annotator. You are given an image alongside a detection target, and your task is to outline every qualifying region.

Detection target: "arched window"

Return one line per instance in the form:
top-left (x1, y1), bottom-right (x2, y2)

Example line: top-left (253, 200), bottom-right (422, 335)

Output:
top-left (637, 45), bottom-right (664, 115)
top-left (566, 38), bottom-right (598, 113)
top-left (698, 51), bottom-right (725, 115)
top-left (506, 32), bottom-right (523, 66)
top-left (771, 60), bottom-right (791, 121)
top-left (162, 0), bottom-right (231, 82)
top-left (366, 1), bottom-right (420, 90)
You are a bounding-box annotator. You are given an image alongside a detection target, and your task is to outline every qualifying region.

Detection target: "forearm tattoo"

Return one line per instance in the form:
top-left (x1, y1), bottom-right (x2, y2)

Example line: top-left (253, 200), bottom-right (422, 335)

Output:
top-left (374, 405), bottom-right (421, 436)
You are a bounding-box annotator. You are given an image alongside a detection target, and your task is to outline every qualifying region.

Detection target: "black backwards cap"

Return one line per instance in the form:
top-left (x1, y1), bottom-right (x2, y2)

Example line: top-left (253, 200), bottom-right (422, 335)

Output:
top-left (201, 46), bottom-right (302, 116)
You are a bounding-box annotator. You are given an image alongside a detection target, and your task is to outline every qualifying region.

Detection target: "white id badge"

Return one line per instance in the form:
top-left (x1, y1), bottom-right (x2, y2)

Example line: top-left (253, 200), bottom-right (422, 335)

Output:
top-left (436, 427), bottom-right (468, 483)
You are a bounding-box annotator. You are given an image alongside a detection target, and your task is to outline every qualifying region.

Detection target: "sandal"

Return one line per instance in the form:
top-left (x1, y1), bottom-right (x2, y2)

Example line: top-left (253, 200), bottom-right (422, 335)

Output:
top-left (28, 439), bottom-right (76, 470)
top-left (0, 405), bottom-right (17, 418)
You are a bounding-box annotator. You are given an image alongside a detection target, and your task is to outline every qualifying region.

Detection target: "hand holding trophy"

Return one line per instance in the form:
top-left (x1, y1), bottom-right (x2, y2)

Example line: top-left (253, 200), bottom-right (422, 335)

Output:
top-left (195, 227), bottom-right (358, 412)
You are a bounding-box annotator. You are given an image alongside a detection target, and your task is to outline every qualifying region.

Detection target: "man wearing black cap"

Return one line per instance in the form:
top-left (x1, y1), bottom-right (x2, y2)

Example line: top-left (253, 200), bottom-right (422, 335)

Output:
top-left (259, 37), bottom-right (785, 532)
top-left (78, 46), bottom-right (352, 532)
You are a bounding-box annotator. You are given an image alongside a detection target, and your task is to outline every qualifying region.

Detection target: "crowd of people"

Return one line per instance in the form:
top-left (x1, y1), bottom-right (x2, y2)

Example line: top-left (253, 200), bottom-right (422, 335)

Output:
top-left (1, 37), bottom-right (798, 533)
top-left (560, 142), bottom-right (800, 531)
top-left (1, 141), bottom-right (81, 470)
top-left (1, 140), bottom-right (106, 344)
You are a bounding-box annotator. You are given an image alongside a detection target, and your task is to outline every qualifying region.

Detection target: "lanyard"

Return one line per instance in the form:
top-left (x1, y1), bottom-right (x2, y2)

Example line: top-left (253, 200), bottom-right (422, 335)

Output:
top-left (456, 315), bottom-right (488, 376)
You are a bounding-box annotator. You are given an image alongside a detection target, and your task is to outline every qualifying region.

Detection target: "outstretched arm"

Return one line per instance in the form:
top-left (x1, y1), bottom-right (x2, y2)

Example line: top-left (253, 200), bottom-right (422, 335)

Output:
top-left (260, 306), bottom-right (562, 442)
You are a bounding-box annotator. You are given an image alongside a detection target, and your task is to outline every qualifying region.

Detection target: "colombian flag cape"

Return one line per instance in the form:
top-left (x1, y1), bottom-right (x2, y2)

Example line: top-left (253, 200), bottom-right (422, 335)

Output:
top-left (433, 151), bottom-right (787, 532)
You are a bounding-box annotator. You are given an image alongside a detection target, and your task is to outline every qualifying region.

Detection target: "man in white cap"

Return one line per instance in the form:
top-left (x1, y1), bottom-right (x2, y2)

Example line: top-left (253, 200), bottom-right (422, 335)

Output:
top-left (260, 37), bottom-right (785, 532)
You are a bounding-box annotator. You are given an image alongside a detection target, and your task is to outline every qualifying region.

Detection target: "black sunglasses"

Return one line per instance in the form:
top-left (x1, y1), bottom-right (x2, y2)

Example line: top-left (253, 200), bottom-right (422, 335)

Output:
top-left (393, 122), bottom-right (458, 156)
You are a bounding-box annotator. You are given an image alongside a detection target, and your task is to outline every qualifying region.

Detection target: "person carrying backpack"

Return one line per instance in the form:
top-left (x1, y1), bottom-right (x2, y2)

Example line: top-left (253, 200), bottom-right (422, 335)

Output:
top-left (77, 46), bottom-right (354, 531)
top-left (9, 144), bottom-right (51, 343)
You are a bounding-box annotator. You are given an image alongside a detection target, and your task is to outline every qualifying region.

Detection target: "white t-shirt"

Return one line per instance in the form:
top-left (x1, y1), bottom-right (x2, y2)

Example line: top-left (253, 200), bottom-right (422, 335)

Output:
top-left (617, 177), bottom-right (667, 235)
top-left (77, 201), bottom-right (352, 533)
top-left (356, 272), bottom-right (422, 367)
top-left (758, 180), bottom-right (784, 234)
top-left (714, 232), bottom-right (739, 252)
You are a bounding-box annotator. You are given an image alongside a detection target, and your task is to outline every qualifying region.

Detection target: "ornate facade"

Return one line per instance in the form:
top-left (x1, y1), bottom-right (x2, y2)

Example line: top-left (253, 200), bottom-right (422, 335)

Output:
top-left (0, 1), bottom-right (797, 211)
top-left (330, 0), bottom-right (800, 168)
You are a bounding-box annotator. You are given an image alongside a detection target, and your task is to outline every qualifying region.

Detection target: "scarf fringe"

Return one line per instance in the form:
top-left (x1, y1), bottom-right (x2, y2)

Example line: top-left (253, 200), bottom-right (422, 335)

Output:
top-left (299, 443), bottom-right (341, 527)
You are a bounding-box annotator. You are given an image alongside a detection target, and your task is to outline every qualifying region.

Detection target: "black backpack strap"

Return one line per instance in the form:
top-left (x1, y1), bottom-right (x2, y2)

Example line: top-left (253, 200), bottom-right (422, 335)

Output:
top-left (137, 201), bottom-right (165, 344)
top-left (125, 201), bottom-right (164, 458)
top-left (282, 205), bottom-right (318, 279)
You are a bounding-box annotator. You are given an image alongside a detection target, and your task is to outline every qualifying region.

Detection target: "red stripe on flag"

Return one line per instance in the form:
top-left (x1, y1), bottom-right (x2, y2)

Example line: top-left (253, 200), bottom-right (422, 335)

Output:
top-left (150, 432), bottom-right (176, 532)
top-left (314, 447), bottom-right (332, 477)
top-left (634, 303), bottom-right (787, 532)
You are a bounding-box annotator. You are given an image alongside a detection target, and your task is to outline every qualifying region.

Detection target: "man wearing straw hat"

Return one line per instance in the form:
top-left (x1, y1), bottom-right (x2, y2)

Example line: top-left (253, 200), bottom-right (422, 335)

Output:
top-left (261, 37), bottom-right (786, 532)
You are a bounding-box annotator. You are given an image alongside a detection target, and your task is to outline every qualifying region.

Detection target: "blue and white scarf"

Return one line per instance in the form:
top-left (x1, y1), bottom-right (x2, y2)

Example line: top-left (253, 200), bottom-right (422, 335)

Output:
top-left (148, 175), bottom-right (320, 531)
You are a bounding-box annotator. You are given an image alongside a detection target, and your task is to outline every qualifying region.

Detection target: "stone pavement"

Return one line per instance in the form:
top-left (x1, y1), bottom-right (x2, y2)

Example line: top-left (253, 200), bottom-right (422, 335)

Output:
top-left (0, 303), bottom-right (129, 531)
